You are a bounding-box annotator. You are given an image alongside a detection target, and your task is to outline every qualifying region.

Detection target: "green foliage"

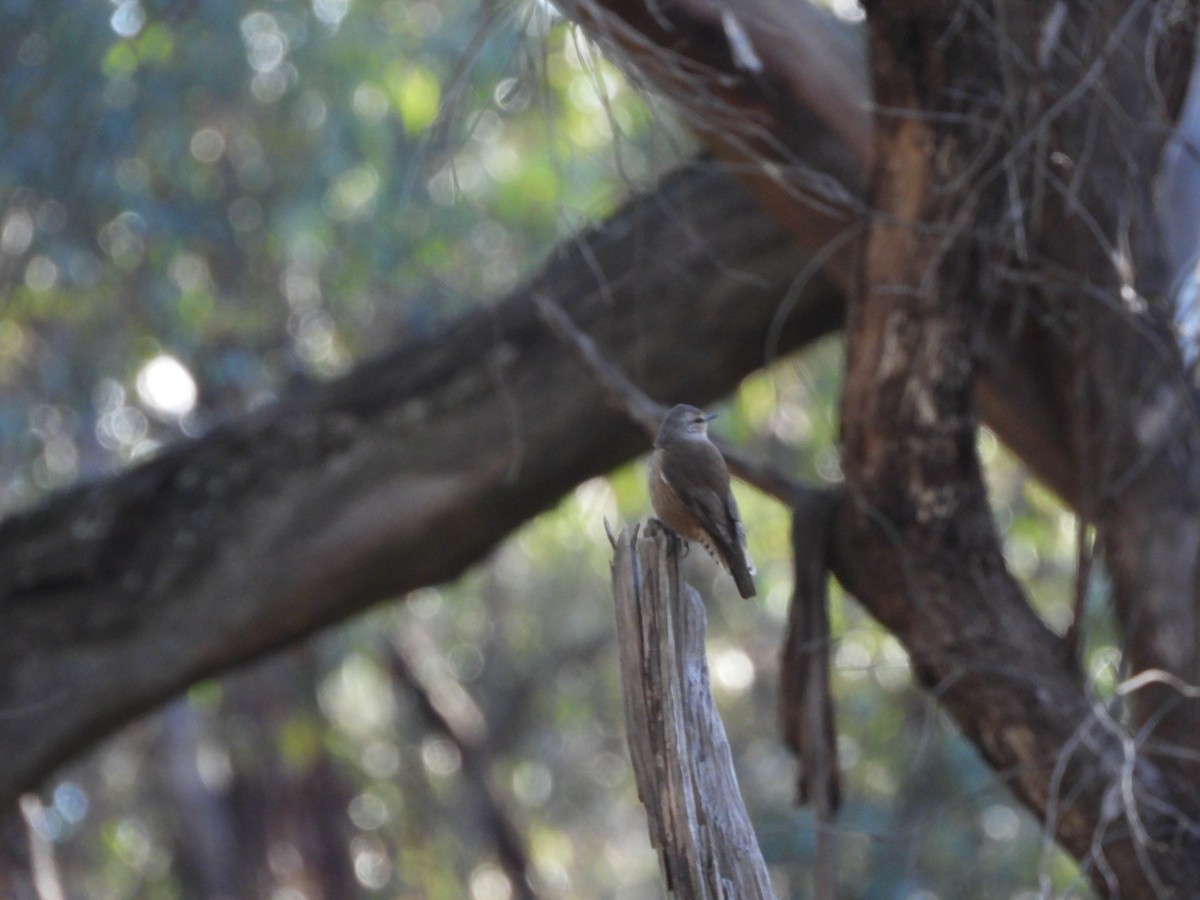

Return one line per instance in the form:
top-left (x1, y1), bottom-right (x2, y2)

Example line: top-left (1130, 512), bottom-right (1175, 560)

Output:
top-left (0, 0), bottom-right (663, 495)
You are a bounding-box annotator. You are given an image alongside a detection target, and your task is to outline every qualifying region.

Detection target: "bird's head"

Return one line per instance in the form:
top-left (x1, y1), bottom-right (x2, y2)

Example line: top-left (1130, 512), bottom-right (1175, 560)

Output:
top-left (657, 403), bottom-right (717, 443)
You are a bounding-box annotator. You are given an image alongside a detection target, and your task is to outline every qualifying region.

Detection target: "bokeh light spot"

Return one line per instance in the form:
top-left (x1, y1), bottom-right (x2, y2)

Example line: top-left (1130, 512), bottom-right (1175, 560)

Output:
top-left (136, 354), bottom-right (198, 418)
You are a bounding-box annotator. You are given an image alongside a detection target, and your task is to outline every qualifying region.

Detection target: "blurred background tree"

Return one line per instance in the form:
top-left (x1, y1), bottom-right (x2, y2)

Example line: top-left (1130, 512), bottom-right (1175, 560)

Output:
top-left (0, 0), bottom-right (1104, 896)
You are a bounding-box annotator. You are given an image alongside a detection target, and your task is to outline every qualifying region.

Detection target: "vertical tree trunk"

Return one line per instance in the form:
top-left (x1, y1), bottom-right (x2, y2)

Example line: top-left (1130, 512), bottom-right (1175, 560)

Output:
top-left (833, 1), bottom-right (1200, 893)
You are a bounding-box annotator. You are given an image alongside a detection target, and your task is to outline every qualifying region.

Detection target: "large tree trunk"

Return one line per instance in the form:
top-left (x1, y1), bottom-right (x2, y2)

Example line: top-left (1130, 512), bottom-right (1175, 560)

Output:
top-left (835, 1), bottom-right (1200, 891)
top-left (565, 0), bottom-right (1200, 891)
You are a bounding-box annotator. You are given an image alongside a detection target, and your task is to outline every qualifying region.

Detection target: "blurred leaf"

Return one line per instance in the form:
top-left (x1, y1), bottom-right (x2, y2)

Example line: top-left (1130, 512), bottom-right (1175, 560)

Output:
top-left (388, 62), bottom-right (441, 135)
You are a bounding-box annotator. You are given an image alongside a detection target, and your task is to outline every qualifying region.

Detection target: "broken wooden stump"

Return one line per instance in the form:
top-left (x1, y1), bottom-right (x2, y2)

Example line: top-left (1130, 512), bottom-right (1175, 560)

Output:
top-left (610, 522), bottom-right (775, 899)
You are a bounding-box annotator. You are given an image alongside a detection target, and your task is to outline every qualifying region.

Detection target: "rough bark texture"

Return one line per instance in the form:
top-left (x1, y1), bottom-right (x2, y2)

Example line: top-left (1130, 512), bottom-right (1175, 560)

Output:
top-left (1043, 4), bottom-right (1200, 800)
top-left (564, 0), bottom-right (1086, 506)
top-left (833, 1), bottom-right (1200, 894)
top-left (566, 0), bottom-right (1200, 892)
top-left (610, 523), bottom-right (774, 899)
top-left (0, 162), bottom-right (842, 807)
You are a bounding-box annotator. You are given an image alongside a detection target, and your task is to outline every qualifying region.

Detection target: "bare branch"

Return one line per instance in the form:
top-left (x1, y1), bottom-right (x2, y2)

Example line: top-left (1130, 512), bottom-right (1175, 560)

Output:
top-left (779, 489), bottom-right (839, 900)
top-left (534, 290), bottom-right (814, 504)
top-left (532, 292), bottom-right (662, 439)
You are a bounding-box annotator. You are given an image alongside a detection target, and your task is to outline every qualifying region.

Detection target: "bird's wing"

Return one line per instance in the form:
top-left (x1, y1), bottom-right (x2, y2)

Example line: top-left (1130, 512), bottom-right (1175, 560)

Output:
top-left (660, 441), bottom-right (738, 549)
top-left (724, 489), bottom-right (755, 575)
top-left (660, 439), bottom-right (757, 598)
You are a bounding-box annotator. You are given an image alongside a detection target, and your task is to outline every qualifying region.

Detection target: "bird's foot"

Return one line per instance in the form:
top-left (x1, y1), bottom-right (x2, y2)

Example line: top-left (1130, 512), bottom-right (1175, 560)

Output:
top-left (646, 518), bottom-right (688, 557)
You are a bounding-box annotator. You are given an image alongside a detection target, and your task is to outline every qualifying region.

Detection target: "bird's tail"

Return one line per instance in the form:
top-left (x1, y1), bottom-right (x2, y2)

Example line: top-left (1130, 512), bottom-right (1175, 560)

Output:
top-left (698, 529), bottom-right (757, 598)
top-left (732, 523), bottom-right (756, 599)
top-left (732, 561), bottom-right (756, 599)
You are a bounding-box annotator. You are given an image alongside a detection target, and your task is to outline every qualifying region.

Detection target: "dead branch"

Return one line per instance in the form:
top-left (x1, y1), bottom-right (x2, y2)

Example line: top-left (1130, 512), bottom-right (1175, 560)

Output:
top-left (532, 292), bottom-right (662, 439)
top-left (542, 290), bottom-right (843, 891)
top-left (779, 489), bottom-right (839, 900)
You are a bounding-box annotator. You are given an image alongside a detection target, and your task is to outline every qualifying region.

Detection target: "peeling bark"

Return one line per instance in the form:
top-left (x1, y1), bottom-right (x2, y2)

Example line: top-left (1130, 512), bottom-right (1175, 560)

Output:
top-left (563, 0), bottom-right (1200, 891)
top-left (834, 1), bottom-right (1200, 893)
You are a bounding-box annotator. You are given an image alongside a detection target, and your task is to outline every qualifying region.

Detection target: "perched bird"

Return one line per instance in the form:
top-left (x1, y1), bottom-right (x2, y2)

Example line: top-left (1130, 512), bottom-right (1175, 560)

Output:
top-left (648, 404), bottom-right (756, 598)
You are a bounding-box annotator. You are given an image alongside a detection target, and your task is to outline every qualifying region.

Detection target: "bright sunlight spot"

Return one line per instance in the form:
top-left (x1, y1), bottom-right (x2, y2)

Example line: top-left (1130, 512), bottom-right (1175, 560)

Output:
top-left (135, 354), bottom-right (197, 418)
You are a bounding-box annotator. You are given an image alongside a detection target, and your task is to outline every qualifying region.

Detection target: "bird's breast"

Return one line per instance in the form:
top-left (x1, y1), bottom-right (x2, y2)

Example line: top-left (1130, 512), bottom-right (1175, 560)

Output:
top-left (648, 450), bottom-right (706, 544)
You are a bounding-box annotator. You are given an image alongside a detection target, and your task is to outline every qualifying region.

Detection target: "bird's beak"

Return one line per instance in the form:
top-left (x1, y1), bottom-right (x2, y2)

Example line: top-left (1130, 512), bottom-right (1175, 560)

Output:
top-left (704, 413), bottom-right (718, 421)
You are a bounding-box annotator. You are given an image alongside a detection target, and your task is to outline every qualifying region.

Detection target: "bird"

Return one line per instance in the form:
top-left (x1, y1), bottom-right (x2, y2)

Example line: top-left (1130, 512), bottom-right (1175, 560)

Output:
top-left (648, 404), bottom-right (756, 598)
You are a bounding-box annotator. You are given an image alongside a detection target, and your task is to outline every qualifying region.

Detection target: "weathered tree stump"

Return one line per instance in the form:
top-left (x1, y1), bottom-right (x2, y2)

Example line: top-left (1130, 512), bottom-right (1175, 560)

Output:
top-left (610, 522), bottom-right (775, 899)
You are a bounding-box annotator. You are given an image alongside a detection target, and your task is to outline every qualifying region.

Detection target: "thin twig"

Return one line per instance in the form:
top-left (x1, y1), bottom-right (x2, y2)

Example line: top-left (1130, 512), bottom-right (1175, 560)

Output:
top-left (1064, 516), bottom-right (1093, 666)
top-left (533, 291), bottom-right (815, 505)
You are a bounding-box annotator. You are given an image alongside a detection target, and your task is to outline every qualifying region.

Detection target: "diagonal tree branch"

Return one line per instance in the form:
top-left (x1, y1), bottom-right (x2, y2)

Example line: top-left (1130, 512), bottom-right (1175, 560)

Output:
top-left (388, 633), bottom-right (537, 899)
top-left (562, 0), bottom-right (1200, 890)
top-left (533, 291), bottom-right (812, 504)
top-left (0, 160), bottom-right (843, 807)
top-left (561, 0), bottom-right (1085, 509)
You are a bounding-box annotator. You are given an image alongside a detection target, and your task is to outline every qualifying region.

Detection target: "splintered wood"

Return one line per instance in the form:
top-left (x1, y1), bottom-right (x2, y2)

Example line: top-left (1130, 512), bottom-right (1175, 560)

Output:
top-left (610, 523), bottom-right (775, 900)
